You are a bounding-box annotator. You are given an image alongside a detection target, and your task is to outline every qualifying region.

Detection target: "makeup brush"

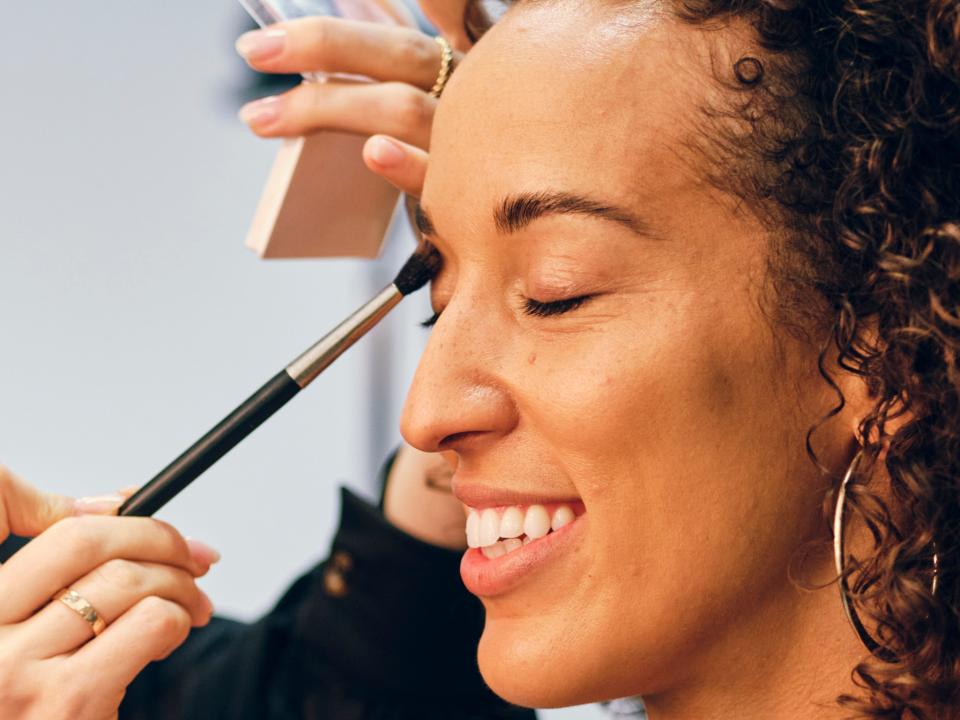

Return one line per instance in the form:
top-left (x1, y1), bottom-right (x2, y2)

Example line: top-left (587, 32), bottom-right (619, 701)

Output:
top-left (118, 245), bottom-right (441, 517)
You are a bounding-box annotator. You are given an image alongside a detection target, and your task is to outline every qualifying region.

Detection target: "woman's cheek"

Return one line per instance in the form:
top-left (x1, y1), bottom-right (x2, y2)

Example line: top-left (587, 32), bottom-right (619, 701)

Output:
top-left (513, 309), bottom-right (689, 452)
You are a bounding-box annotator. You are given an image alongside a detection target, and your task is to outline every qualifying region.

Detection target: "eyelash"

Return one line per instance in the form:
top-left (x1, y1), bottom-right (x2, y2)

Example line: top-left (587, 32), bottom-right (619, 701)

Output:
top-left (421, 295), bottom-right (594, 328)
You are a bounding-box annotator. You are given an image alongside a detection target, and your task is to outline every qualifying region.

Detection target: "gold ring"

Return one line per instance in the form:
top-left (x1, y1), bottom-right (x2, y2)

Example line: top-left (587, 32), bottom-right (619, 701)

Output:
top-left (430, 36), bottom-right (453, 98)
top-left (54, 588), bottom-right (107, 636)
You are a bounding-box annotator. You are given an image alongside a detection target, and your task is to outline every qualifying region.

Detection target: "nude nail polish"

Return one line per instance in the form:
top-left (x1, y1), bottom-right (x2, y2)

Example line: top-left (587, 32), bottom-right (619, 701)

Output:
top-left (186, 537), bottom-right (222, 565)
top-left (368, 136), bottom-right (405, 167)
top-left (74, 494), bottom-right (125, 514)
top-left (235, 29), bottom-right (287, 61)
top-left (239, 96), bottom-right (281, 126)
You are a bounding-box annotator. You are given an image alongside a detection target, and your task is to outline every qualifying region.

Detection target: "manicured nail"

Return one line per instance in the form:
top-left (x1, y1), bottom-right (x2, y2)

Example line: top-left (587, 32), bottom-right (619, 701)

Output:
top-left (186, 537), bottom-right (221, 565)
top-left (74, 494), bottom-right (125, 515)
top-left (368, 136), bottom-right (405, 167)
top-left (239, 96), bottom-right (281, 127)
top-left (235, 29), bottom-right (287, 61)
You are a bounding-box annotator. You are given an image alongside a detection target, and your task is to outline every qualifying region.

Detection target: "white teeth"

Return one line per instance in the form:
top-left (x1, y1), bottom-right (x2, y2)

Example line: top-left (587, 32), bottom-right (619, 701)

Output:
top-left (502, 537), bottom-right (523, 553)
top-left (480, 537), bottom-right (524, 559)
top-left (479, 508), bottom-right (500, 547)
top-left (499, 507), bottom-right (524, 538)
top-left (523, 504), bottom-right (551, 540)
top-left (551, 505), bottom-right (575, 531)
top-left (482, 541), bottom-right (507, 559)
top-left (466, 510), bottom-right (480, 548)
top-left (466, 503), bottom-right (581, 554)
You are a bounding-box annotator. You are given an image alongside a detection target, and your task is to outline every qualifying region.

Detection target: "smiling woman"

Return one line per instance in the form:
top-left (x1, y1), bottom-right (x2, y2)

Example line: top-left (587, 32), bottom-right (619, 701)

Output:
top-left (395, 1), bottom-right (960, 719)
top-left (0, 0), bottom-right (954, 717)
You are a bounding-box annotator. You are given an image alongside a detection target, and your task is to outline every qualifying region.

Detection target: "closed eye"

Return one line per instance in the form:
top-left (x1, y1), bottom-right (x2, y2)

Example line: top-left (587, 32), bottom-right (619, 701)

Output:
top-left (523, 295), bottom-right (593, 317)
top-left (421, 295), bottom-right (594, 329)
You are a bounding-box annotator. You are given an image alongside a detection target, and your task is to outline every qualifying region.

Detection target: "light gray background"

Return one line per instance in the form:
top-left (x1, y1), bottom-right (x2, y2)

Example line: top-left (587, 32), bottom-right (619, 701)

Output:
top-left (0, 3), bottom-right (602, 719)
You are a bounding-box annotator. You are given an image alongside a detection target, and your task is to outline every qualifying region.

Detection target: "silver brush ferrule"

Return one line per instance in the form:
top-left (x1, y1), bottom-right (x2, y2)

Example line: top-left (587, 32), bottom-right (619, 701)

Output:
top-left (285, 284), bottom-right (402, 388)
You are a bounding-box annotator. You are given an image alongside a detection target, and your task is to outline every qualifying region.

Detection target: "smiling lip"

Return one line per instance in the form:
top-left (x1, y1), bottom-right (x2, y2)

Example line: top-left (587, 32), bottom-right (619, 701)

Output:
top-left (459, 511), bottom-right (587, 597)
top-left (453, 482), bottom-right (582, 509)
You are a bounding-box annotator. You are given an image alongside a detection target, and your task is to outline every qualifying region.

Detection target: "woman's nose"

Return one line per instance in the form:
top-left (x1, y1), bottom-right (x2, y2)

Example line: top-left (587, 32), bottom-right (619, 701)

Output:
top-left (400, 298), bottom-right (517, 455)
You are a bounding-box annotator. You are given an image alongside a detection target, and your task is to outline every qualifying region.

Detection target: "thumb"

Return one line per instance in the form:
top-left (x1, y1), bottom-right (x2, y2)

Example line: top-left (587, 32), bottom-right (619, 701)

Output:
top-left (364, 135), bottom-right (429, 198)
top-left (419, 0), bottom-right (474, 52)
top-left (0, 465), bottom-right (76, 540)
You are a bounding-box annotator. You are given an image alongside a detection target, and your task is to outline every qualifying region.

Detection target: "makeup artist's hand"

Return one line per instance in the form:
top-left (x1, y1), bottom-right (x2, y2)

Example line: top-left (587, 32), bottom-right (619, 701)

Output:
top-left (383, 444), bottom-right (466, 549)
top-left (236, 0), bottom-right (472, 197)
top-left (0, 466), bottom-right (216, 720)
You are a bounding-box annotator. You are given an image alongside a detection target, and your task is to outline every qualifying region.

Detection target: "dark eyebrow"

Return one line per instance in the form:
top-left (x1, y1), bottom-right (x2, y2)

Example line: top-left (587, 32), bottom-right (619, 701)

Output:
top-left (495, 191), bottom-right (656, 237)
top-left (414, 191), bottom-right (657, 241)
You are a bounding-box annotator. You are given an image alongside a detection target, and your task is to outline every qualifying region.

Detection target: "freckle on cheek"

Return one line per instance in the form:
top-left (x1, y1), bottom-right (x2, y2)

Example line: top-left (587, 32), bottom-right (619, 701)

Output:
top-left (528, 353), bottom-right (537, 365)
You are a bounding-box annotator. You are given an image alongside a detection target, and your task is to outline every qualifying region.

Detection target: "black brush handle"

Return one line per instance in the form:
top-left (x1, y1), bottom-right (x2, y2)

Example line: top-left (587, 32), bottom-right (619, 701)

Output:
top-left (119, 370), bottom-right (301, 517)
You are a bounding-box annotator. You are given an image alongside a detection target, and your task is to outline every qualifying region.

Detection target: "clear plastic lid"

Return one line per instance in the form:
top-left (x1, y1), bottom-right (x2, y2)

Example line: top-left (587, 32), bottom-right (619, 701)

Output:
top-left (239, 0), bottom-right (411, 26)
top-left (238, 0), bottom-right (341, 27)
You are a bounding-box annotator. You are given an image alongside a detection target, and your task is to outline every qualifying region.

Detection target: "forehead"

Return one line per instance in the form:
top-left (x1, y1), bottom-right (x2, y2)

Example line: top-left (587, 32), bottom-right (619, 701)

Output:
top-left (423, 2), bottom-right (713, 229)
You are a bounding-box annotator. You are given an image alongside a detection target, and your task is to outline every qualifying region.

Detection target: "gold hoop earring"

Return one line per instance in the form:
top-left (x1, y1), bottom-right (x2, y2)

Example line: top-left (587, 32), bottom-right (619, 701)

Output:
top-left (833, 450), bottom-right (940, 661)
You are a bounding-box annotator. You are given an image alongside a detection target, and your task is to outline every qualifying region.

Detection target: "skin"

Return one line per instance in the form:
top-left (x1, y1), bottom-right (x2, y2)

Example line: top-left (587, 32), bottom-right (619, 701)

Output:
top-left (1, 6), bottom-right (456, 716)
top-left (0, 467), bottom-right (215, 720)
top-left (396, 3), bottom-right (879, 718)
top-left (2, 3), bottom-right (900, 717)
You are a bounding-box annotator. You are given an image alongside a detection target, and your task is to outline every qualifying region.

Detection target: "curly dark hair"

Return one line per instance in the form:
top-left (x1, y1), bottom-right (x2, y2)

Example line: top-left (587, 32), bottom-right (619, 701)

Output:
top-left (463, 1), bottom-right (960, 717)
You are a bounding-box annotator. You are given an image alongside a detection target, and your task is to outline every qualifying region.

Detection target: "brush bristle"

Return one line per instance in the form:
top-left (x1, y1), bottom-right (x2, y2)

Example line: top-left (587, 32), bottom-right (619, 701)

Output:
top-left (393, 244), bottom-right (442, 296)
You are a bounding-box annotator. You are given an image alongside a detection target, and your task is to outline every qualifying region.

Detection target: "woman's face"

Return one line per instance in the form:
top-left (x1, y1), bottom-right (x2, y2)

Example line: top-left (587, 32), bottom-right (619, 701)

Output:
top-left (402, 2), bottom-right (854, 708)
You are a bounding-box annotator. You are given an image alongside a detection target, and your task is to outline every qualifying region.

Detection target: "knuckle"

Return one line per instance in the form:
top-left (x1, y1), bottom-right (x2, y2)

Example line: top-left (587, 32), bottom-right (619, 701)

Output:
top-left (95, 558), bottom-right (142, 592)
top-left (143, 518), bottom-right (190, 562)
top-left (407, 31), bottom-right (439, 75)
top-left (136, 596), bottom-right (190, 640)
top-left (152, 518), bottom-right (187, 547)
top-left (387, 84), bottom-right (432, 133)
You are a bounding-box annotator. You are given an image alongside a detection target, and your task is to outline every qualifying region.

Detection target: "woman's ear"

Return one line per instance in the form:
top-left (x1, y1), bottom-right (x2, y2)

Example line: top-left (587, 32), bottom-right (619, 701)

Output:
top-left (418, 0), bottom-right (474, 52)
top-left (833, 322), bottom-right (913, 449)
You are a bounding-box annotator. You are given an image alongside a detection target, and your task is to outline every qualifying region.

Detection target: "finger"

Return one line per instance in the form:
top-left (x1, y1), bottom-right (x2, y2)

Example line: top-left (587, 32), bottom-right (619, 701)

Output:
top-left (64, 597), bottom-right (192, 716)
top-left (0, 465), bottom-right (75, 539)
top-left (419, 0), bottom-right (474, 52)
top-left (21, 559), bottom-right (211, 658)
top-left (0, 516), bottom-right (214, 624)
top-left (364, 135), bottom-right (428, 197)
top-left (238, 17), bottom-right (449, 91)
top-left (240, 80), bottom-right (435, 148)
top-left (73, 493), bottom-right (126, 516)
top-left (73, 485), bottom-right (140, 515)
